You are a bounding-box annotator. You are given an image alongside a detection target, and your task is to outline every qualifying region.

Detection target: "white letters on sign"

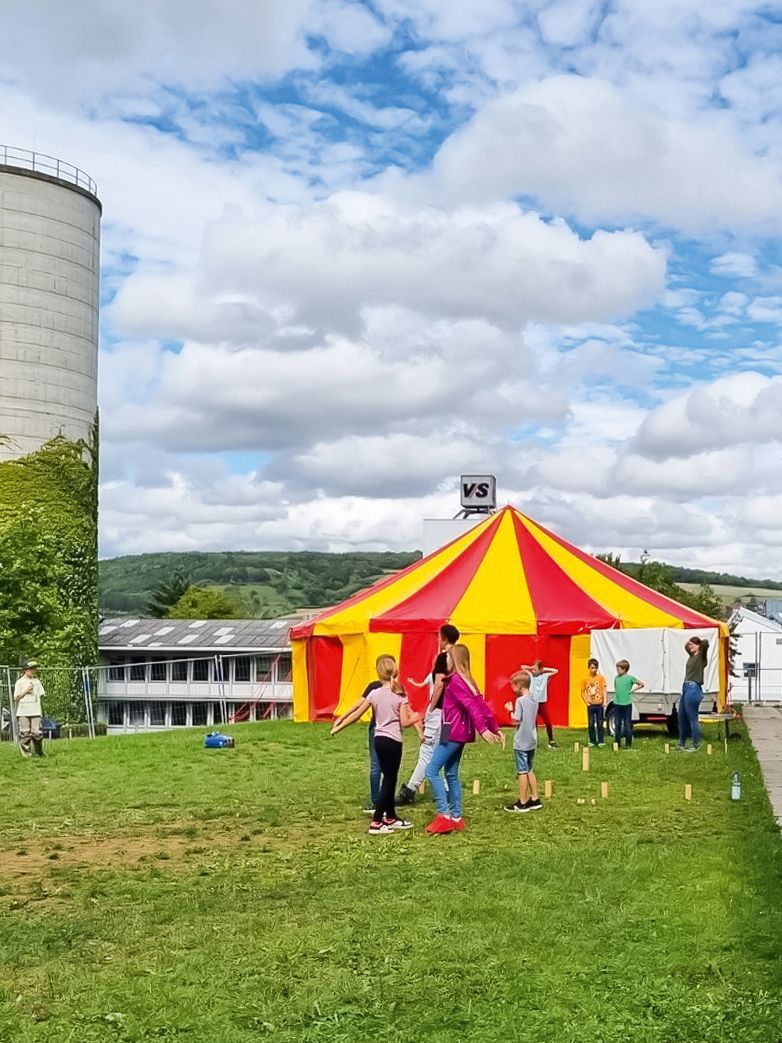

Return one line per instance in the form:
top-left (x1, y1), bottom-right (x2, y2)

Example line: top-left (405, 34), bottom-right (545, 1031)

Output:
top-left (460, 474), bottom-right (497, 509)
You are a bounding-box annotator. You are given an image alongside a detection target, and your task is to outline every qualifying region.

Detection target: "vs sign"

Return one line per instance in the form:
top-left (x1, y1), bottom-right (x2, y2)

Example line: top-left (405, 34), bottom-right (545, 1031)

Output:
top-left (460, 474), bottom-right (497, 510)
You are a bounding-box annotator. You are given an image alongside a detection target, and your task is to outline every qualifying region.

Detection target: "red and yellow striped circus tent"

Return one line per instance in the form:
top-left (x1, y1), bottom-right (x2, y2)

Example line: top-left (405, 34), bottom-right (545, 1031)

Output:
top-left (290, 505), bottom-right (727, 726)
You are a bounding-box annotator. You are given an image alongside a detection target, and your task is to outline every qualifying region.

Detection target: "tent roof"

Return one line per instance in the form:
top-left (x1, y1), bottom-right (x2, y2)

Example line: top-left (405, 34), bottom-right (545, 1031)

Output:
top-left (290, 506), bottom-right (722, 639)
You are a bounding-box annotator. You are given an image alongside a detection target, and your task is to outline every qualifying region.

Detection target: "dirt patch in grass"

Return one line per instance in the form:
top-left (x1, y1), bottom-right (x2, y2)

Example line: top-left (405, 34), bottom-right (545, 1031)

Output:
top-left (0, 819), bottom-right (243, 880)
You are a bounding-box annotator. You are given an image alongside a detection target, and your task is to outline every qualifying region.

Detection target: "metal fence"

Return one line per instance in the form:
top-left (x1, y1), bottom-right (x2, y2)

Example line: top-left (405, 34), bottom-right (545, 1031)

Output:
top-left (1, 652), bottom-right (293, 746)
top-left (0, 144), bottom-right (98, 196)
top-left (731, 629), bottom-right (782, 704)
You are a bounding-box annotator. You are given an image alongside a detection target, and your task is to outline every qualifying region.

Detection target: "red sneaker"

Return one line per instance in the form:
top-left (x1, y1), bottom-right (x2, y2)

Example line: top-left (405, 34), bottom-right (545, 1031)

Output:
top-left (450, 817), bottom-right (466, 832)
top-left (426, 815), bottom-right (455, 834)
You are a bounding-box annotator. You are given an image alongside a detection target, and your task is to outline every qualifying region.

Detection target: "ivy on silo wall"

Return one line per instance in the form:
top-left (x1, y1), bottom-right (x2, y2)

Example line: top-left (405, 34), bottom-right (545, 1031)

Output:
top-left (0, 417), bottom-right (98, 721)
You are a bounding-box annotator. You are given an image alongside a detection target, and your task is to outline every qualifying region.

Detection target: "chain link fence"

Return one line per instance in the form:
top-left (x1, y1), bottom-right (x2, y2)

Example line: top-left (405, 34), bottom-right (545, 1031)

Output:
top-left (1, 652), bottom-right (293, 747)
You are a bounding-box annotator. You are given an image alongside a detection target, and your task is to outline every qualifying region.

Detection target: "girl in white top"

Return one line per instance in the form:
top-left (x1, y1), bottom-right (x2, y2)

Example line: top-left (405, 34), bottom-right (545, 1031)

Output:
top-left (331, 655), bottom-right (421, 834)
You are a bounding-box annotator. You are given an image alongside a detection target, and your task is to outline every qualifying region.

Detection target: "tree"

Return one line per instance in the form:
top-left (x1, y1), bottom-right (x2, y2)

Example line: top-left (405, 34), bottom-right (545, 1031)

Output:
top-left (598, 550), bottom-right (727, 620)
top-left (167, 585), bottom-right (243, 620)
top-left (146, 571), bottom-right (191, 616)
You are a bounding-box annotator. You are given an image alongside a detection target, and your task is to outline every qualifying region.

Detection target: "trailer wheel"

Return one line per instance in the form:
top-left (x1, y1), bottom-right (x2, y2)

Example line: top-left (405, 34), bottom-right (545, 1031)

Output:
top-left (605, 705), bottom-right (616, 737)
top-left (666, 709), bottom-right (679, 738)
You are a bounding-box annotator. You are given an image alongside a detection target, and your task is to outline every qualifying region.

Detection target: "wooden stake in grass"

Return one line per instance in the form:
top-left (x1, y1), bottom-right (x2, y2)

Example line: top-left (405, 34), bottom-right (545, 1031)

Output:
top-left (472, 778), bottom-right (480, 796)
top-left (544, 780), bottom-right (553, 799)
top-left (684, 784), bottom-right (692, 801)
top-left (600, 781), bottom-right (609, 799)
top-left (724, 738), bottom-right (728, 756)
top-left (613, 742), bottom-right (619, 752)
top-left (581, 746), bottom-right (590, 772)
top-left (574, 741), bottom-right (580, 752)
top-left (664, 742), bottom-right (670, 754)
top-left (706, 743), bottom-right (712, 756)
top-left (418, 782), bottom-right (425, 795)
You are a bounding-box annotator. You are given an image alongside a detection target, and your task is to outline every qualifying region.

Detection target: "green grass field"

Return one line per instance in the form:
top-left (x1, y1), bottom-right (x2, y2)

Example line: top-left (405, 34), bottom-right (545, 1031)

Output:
top-left (1, 722), bottom-right (780, 1043)
top-left (679, 582), bottom-right (782, 606)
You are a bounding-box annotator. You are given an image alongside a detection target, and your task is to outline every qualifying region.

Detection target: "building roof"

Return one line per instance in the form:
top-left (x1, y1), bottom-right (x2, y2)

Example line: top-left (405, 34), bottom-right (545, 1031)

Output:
top-left (729, 606), bottom-right (782, 633)
top-left (99, 617), bottom-right (294, 653)
top-left (290, 505), bottom-right (723, 640)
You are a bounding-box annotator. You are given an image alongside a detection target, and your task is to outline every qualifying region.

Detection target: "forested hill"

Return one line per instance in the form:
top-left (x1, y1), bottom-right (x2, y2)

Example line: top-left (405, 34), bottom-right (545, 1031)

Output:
top-left (99, 549), bottom-right (782, 618)
top-left (99, 550), bottom-right (421, 616)
top-left (623, 563), bottom-right (782, 590)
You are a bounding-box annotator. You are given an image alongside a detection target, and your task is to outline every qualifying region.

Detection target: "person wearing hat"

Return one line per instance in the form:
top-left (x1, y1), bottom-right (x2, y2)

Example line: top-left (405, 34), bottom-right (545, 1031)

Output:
top-left (14, 660), bottom-right (45, 758)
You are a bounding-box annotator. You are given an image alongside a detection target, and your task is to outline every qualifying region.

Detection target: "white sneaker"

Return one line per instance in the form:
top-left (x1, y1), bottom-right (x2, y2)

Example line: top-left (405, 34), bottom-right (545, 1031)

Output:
top-left (368, 822), bottom-right (393, 835)
top-left (383, 817), bottom-right (414, 830)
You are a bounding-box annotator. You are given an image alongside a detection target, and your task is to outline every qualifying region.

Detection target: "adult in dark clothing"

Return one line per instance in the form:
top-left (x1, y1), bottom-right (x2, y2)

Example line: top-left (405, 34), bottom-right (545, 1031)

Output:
top-left (677, 637), bottom-right (709, 753)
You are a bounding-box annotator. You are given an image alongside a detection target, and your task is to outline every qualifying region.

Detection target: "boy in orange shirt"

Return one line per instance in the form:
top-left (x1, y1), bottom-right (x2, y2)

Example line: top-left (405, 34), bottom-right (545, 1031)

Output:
top-left (581, 658), bottom-right (607, 747)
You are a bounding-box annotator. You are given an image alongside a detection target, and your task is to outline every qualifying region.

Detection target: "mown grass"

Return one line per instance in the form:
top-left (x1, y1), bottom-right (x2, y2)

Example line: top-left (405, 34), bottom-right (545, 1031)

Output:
top-left (0, 722), bottom-right (780, 1043)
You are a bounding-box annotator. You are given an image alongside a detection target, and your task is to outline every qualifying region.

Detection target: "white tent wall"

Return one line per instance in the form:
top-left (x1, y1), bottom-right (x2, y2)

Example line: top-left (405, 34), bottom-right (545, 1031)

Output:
top-left (590, 628), bottom-right (720, 696)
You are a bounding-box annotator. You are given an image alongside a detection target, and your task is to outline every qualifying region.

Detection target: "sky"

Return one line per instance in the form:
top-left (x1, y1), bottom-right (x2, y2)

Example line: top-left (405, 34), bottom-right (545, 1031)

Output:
top-left (4, 0), bottom-right (782, 575)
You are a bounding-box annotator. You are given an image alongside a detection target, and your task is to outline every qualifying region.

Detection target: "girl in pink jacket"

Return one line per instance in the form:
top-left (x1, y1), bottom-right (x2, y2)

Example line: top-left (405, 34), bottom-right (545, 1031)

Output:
top-left (425, 644), bottom-right (504, 834)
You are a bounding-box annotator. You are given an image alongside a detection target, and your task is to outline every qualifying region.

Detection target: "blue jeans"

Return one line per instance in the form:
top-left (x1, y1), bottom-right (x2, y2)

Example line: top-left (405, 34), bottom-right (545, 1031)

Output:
top-left (587, 705), bottom-right (605, 745)
top-left (425, 740), bottom-right (465, 818)
top-left (614, 704), bottom-right (633, 747)
top-left (368, 722), bottom-right (382, 805)
top-left (678, 682), bottom-right (703, 749)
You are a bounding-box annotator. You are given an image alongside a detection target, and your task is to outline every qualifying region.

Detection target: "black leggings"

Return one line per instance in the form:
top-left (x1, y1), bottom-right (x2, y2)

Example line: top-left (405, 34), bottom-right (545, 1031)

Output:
top-left (373, 736), bottom-right (403, 823)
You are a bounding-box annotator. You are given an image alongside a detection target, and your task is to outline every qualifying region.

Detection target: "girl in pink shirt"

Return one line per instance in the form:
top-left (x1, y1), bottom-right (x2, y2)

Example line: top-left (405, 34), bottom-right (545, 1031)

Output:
top-left (331, 656), bottom-right (421, 835)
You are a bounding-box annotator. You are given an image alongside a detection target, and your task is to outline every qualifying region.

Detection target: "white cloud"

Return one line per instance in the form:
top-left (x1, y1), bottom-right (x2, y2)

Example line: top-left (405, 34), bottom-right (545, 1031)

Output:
top-left (632, 372), bottom-right (782, 459)
top-left (110, 192), bottom-right (665, 341)
top-left (421, 75), bottom-right (782, 232)
top-left (3, 0), bottom-right (389, 104)
top-left (711, 252), bottom-right (758, 278)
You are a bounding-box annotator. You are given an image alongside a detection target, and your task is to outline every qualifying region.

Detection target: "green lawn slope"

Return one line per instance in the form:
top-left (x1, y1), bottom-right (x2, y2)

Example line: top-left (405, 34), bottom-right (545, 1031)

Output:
top-left (0, 722), bottom-right (780, 1042)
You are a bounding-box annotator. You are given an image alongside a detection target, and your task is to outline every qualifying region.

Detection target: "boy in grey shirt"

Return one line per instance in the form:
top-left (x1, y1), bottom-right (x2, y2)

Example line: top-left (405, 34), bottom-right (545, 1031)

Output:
top-left (503, 670), bottom-right (542, 813)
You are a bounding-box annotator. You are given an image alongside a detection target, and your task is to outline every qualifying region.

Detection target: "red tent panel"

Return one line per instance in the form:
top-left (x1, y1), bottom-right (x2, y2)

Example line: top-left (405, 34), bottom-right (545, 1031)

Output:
top-left (534, 635), bottom-right (571, 727)
top-left (399, 631), bottom-right (439, 716)
top-left (485, 635), bottom-right (539, 726)
top-left (371, 514), bottom-right (501, 633)
top-left (511, 513), bottom-right (618, 634)
top-left (306, 637), bottom-right (343, 720)
top-left (533, 517), bottom-right (716, 628)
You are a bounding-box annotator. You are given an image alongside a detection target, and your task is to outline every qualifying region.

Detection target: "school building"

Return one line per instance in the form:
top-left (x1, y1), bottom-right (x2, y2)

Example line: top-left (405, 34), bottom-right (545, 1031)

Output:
top-left (97, 617), bottom-right (295, 733)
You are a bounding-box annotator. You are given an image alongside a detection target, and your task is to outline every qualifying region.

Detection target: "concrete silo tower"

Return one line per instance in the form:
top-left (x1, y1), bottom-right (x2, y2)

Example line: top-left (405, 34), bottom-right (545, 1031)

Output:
top-left (0, 147), bottom-right (101, 705)
top-left (0, 146), bottom-right (101, 459)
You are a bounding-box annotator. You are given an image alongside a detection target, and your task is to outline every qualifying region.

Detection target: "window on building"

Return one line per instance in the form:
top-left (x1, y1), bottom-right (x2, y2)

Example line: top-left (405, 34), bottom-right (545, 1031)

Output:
top-left (150, 661), bottom-right (167, 682)
top-left (108, 660), bottom-right (126, 682)
top-left (278, 655), bottom-right (292, 682)
top-left (150, 702), bottom-right (166, 726)
top-left (233, 656), bottom-right (251, 682)
top-left (129, 703), bottom-right (145, 726)
top-left (255, 654), bottom-right (276, 682)
top-left (171, 702), bottom-right (187, 726)
top-left (192, 702), bottom-right (207, 726)
top-left (213, 702), bottom-right (223, 725)
top-left (108, 702), bottom-right (125, 726)
top-left (129, 660), bottom-right (146, 682)
top-left (192, 659), bottom-right (210, 683)
top-left (171, 660), bottom-right (187, 682)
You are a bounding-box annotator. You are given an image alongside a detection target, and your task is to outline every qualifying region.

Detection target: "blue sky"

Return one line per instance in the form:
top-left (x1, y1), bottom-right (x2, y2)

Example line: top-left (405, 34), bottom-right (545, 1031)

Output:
top-left (3, 0), bottom-right (782, 573)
